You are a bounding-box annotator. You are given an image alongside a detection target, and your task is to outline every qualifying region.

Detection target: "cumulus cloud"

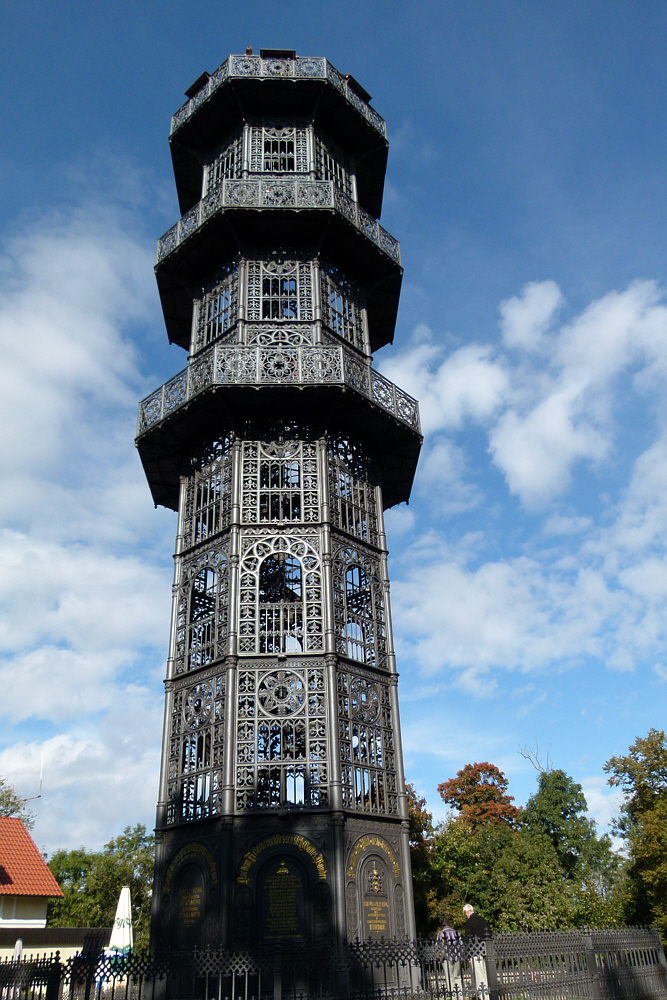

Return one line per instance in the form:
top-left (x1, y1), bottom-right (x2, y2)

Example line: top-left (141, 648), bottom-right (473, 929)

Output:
top-left (0, 199), bottom-right (173, 851)
top-left (386, 278), bottom-right (667, 691)
top-left (385, 279), bottom-right (667, 510)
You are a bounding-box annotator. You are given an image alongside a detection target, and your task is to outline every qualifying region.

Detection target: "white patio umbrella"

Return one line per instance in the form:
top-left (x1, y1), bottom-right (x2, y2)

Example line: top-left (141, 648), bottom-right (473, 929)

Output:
top-left (108, 886), bottom-right (133, 955)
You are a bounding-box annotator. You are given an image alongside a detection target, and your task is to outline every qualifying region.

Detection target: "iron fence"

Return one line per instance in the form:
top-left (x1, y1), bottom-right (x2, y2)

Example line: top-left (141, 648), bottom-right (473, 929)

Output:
top-left (1, 930), bottom-right (665, 1000)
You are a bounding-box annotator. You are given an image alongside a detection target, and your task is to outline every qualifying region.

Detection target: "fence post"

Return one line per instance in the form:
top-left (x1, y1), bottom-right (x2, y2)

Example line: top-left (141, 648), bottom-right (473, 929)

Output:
top-left (45, 951), bottom-right (62, 1000)
top-left (583, 932), bottom-right (603, 1000)
top-left (484, 938), bottom-right (499, 1000)
top-left (273, 945), bottom-right (282, 1000)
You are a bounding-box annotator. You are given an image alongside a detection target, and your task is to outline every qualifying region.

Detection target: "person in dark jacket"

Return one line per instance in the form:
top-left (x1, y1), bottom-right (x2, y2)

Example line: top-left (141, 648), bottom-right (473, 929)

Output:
top-left (463, 904), bottom-right (490, 995)
top-left (436, 914), bottom-right (463, 994)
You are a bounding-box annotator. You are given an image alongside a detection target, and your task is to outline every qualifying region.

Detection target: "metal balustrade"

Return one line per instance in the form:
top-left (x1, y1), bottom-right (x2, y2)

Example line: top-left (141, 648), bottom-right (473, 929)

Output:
top-left (3, 930), bottom-right (667, 1000)
top-left (170, 55), bottom-right (387, 138)
top-left (155, 179), bottom-right (401, 266)
top-left (137, 344), bottom-right (420, 436)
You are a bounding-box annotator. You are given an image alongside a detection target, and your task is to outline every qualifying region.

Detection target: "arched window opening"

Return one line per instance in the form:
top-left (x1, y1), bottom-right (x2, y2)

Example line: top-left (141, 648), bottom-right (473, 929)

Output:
top-left (262, 273), bottom-right (298, 318)
top-left (345, 565), bottom-right (374, 664)
top-left (188, 568), bottom-right (217, 669)
top-left (258, 555), bottom-right (303, 653)
top-left (259, 454), bottom-right (301, 521)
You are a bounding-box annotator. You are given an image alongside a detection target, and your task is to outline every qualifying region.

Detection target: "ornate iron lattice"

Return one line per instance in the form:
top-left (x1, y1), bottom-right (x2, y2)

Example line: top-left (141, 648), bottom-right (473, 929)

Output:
top-left (244, 321), bottom-right (318, 346)
top-left (170, 56), bottom-right (388, 139)
top-left (327, 438), bottom-right (378, 546)
top-left (236, 661), bottom-right (328, 810)
top-left (338, 668), bottom-right (397, 815)
top-left (249, 122), bottom-right (309, 174)
top-left (182, 437), bottom-right (233, 548)
top-left (194, 266), bottom-right (239, 352)
top-left (332, 540), bottom-right (387, 668)
top-left (205, 132), bottom-right (244, 193)
top-left (246, 258), bottom-right (314, 322)
top-left (155, 181), bottom-right (401, 266)
top-left (174, 544), bottom-right (229, 674)
top-left (315, 132), bottom-right (353, 198)
top-left (320, 261), bottom-right (364, 351)
top-left (166, 667), bottom-right (225, 823)
top-left (241, 439), bottom-right (318, 525)
top-left (238, 531), bottom-right (323, 654)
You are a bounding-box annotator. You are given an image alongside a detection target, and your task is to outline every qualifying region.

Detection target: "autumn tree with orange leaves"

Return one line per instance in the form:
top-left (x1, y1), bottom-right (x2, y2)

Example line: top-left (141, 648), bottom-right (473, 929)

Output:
top-left (438, 762), bottom-right (521, 828)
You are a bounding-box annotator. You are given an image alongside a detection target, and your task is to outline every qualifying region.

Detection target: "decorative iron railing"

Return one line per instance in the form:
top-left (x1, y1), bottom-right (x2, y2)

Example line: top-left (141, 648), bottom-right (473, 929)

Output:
top-left (2, 930), bottom-right (667, 1000)
top-left (170, 55), bottom-right (387, 139)
top-left (137, 344), bottom-right (421, 436)
top-left (155, 180), bottom-right (401, 266)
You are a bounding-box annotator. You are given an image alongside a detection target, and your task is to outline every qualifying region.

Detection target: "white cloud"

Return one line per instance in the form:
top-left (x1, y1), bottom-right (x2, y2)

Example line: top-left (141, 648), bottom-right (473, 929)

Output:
top-left (0, 198), bottom-right (172, 850)
top-left (500, 279), bottom-right (563, 352)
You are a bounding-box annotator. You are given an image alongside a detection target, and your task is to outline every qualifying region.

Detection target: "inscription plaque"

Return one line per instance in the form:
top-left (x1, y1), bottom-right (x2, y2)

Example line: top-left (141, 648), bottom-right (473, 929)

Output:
top-left (260, 859), bottom-right (305, 942)
top-left (172, 863), bottom-right (205, 949)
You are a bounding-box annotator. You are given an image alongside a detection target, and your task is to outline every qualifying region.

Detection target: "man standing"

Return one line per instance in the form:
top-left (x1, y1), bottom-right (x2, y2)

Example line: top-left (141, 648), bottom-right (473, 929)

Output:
top-left (463, 904), bottom-right (491, 996)
top-left (436, 914), bottom-right (464, 995)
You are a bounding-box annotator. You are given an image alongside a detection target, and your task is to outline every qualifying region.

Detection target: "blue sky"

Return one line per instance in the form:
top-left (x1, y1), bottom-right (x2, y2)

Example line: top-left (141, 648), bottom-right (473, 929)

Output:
top-left (2, 0), bottom-right (667, 852)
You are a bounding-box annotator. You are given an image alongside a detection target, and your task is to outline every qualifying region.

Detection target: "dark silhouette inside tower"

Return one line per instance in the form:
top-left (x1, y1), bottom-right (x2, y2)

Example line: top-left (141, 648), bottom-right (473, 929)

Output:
top-left (136, 49), bottom-right (421, 952)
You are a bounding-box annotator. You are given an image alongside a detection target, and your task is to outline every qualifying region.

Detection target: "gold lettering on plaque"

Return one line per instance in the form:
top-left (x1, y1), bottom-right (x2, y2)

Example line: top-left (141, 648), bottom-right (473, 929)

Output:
top-left (178, 886), bottom-right (203, 928)
top-left (364, 898), bottom-right (389, 934)
top-left (265, 862), bottom-right (301, 940)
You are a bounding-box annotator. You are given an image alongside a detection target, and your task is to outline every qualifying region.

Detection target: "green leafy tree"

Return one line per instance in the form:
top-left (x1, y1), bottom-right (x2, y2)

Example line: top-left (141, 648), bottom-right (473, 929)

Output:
top-left (0, 777), bottom-right (35, 830)
top-left (605, 729), bottom-right (667, 934)
top-left (438, 762), bottom-right (521, 829)
top-left (431, 818), bottom-right (572, 931)
top-left (48, 824), bottom-right (154, 953)
top-left (522, 769), bottom-right (595, 878)
top-left (406, 783), bottom-right (439, 935)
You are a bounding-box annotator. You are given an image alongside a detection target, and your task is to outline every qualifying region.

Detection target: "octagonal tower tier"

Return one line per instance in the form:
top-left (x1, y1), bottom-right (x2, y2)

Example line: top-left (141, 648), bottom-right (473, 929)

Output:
top-left (139, 50), bottom-right (421, 954)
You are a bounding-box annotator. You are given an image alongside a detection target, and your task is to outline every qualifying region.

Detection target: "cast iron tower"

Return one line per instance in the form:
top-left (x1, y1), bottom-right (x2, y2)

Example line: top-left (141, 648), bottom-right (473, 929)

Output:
top-left (137, 49), bottom-right (421, 951)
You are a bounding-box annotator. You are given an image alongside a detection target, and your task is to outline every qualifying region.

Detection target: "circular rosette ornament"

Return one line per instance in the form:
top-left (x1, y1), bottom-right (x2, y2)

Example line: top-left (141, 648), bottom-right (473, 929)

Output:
top-left (350, 677), bottom-right (379, 723)
top-left (258, 669), bottom-right (305, 716)
top-left (184, 682), bottom-right (213, 728)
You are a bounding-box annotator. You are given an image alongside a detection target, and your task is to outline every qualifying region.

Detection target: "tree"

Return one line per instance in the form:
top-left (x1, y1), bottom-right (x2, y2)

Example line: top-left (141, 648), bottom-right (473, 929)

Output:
top-left (431, 818), bottom-right (573, 931)
top-left (48, 824), bottom-right (154, 953)
top-left (605, 729), bottom-right (667, 934)
top-left (406, 783), bottom-right (439, 935)
top-left (438, 762), bottom-right (521, 829)
top-left (522, 769), bottom-right (599, 878)
top-left (0, 777), bottom-right (35, 830)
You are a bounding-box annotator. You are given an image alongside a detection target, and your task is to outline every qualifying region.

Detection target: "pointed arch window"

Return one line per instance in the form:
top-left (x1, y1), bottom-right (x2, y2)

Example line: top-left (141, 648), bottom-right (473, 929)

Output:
top-left (258, 554), bottom-right (304, 653)
top-left (344, 565), bottom-right (375, 664)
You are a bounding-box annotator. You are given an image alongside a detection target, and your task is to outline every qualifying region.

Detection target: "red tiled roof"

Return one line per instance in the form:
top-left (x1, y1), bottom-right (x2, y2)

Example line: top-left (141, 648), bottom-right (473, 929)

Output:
top-left (0, 817), bottom-right (63, 897)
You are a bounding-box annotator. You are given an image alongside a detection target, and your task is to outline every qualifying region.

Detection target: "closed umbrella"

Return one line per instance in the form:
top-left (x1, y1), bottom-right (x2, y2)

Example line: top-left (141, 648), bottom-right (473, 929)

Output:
top-left (108, 886), bottom-right (133, 955)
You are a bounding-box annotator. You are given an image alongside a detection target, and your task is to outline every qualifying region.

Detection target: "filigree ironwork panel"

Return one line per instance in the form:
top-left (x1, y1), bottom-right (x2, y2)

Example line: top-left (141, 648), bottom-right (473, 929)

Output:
top-left (155, 181), bottom-right (401, 266)
top-left (238, 531), bottom-right (323, 654)
top-left (194, 264), bottom-right (239, 352)
top-left (137, 343), bottom-right (420, 435)
top-left (338, 669), bottom-right (397, 815)
top-left (247, 258), bottom-right (313, 322)
top-left (332, 539), bottom-right (387, 669)
top-left (235, 659), bottom-right (328, 810)
top-left (327, 438), bottom-right (379, 546)
top-left (166, 667), bottom-right (226, 824)
top-left (320, 261), bottom-right (364, 352)
top-left (205, 132), bottom-right (243, 193)
top-left (248, 122), bottom-right (309, 175)
top-left (241, 439), bottom-right (319, 525)
top-left (182, 437), bottom-right (233, 549)
top-left (170, 56), bottom-right (387, 139)
top-left (244, 321), bottom-right (317, 346)
top-left (174, 543), bottom-right (229, 674)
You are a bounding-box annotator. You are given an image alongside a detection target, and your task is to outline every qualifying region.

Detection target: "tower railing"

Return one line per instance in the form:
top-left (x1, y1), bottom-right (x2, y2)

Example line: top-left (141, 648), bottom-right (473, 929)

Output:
top-left (137, 343), bottom-right (421, 436)
top-left (3, 929), bottom-right (667, 1000)
top-left (170, 55), bottom-right (387, 138)
top-left (155, 179), bottom-right (401, 265)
